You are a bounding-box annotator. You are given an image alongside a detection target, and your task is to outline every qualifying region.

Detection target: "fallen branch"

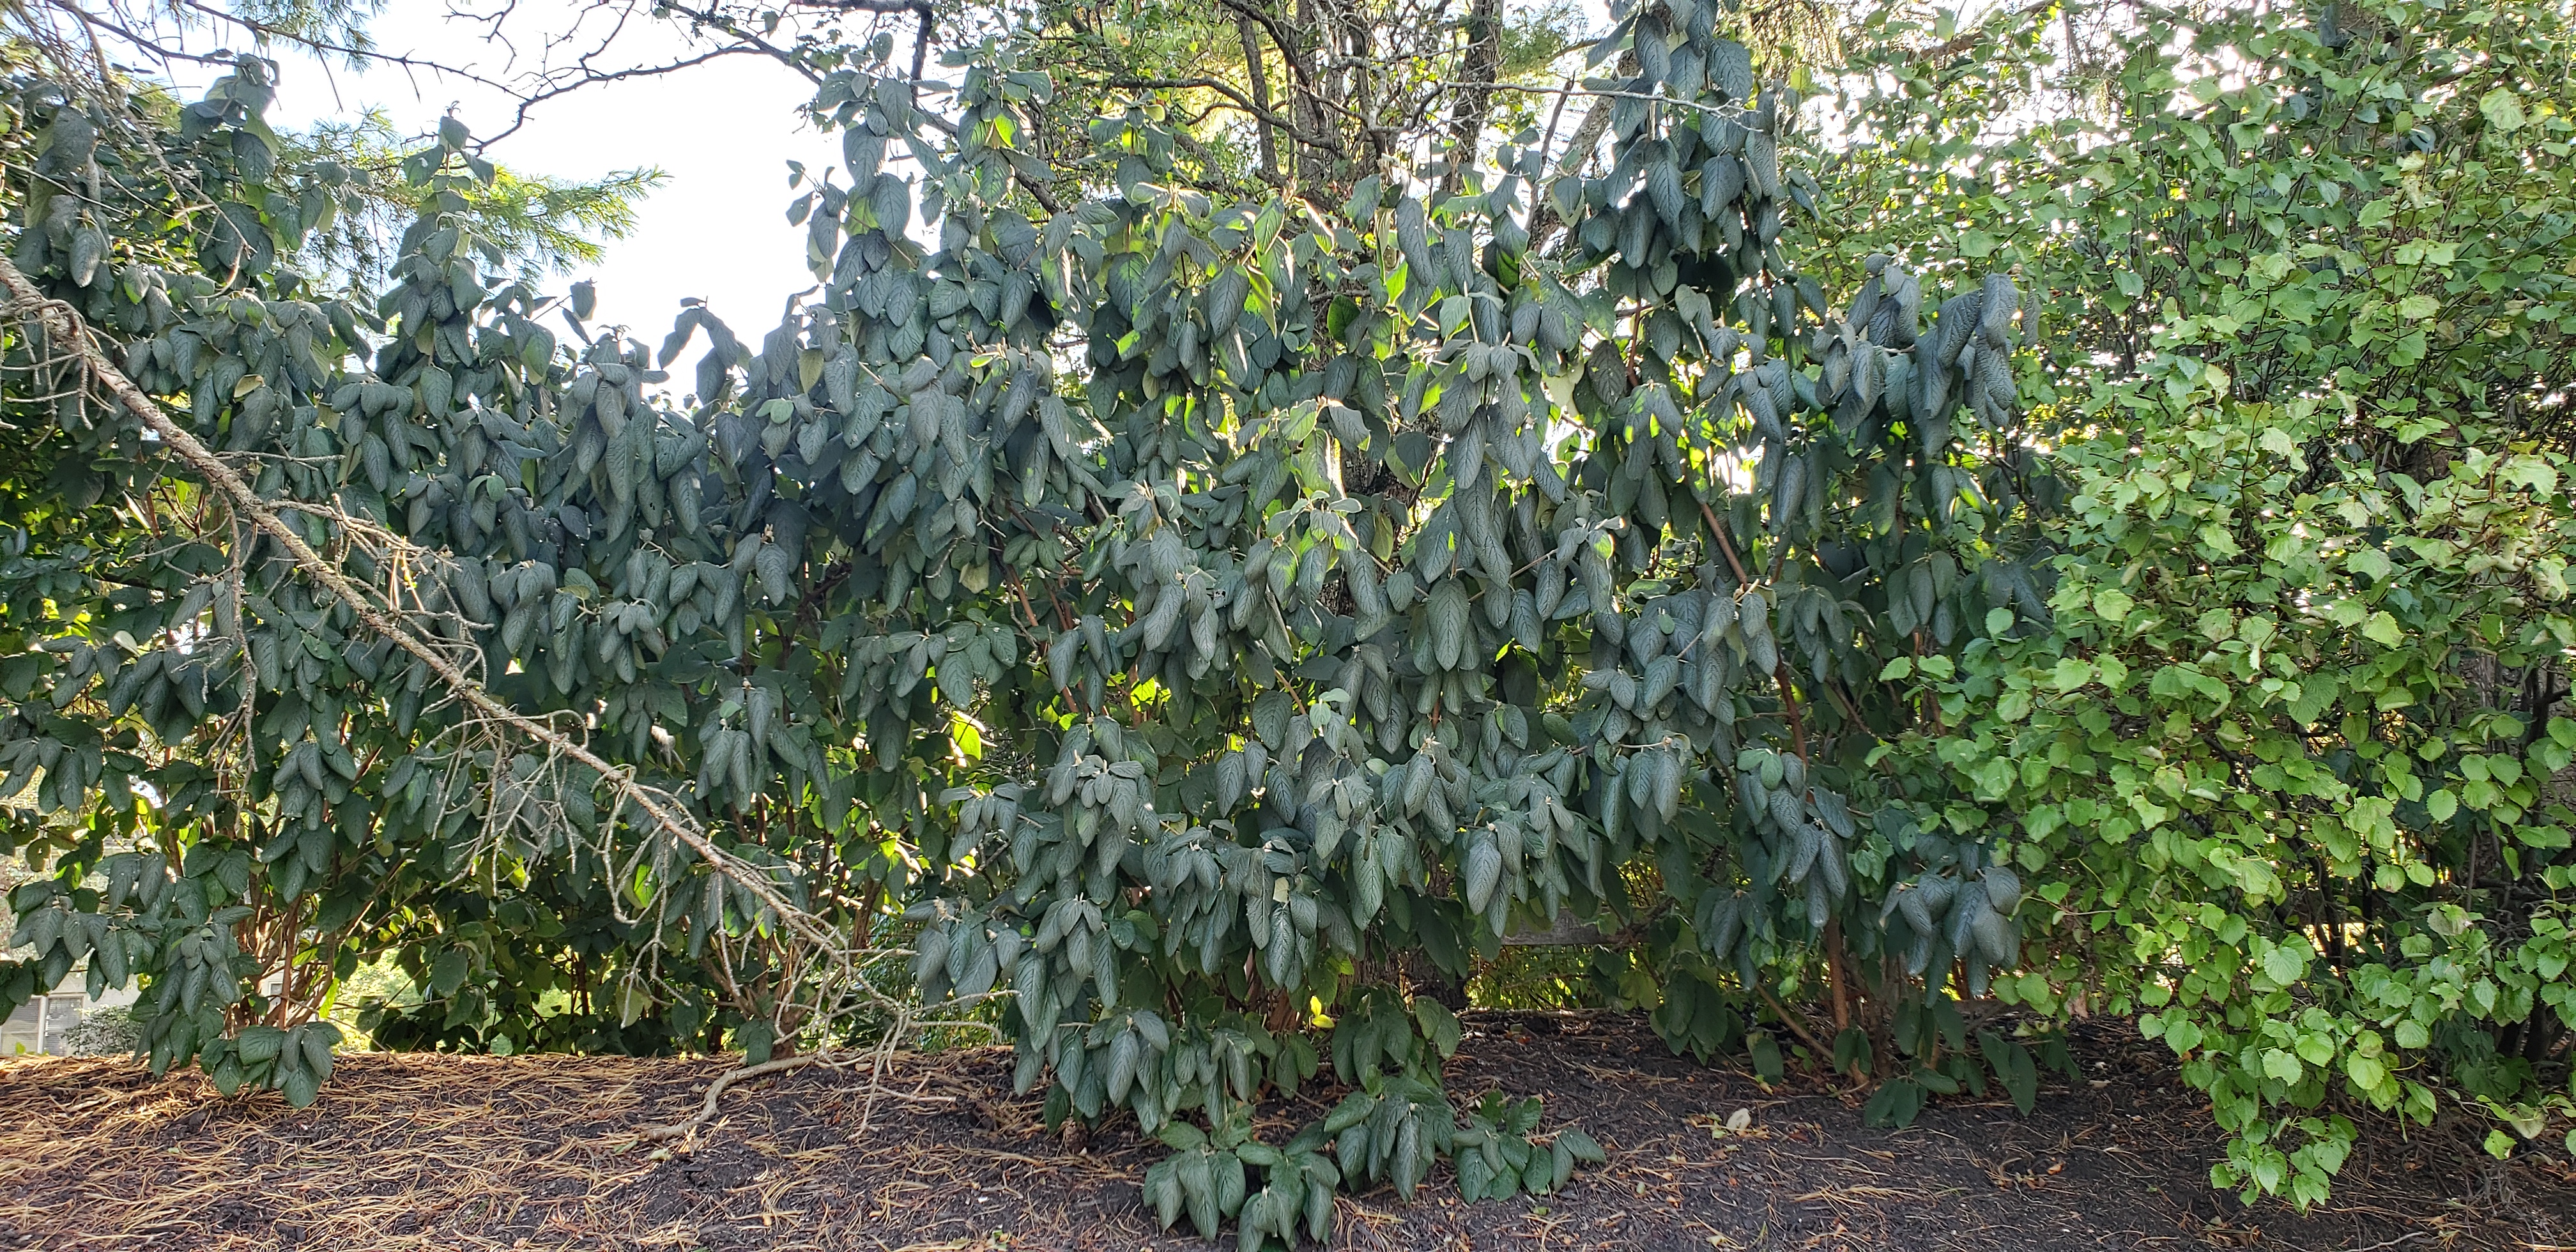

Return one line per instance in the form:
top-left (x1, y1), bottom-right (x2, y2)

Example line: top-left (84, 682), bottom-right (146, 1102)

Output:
top-left (637, 1052), bottom-right (825, 1144)
top-left (636, 1037), bottom-right (970, 1145)
top-left (0, 255), bottom-right (832, 959)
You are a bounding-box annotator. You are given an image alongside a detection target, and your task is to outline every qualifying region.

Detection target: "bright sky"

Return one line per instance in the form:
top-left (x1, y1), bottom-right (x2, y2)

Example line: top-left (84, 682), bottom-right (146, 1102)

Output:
top-left (171, 1), bottom-right (847, 342)
top-left (157, 1), bottom-right (1621, 344)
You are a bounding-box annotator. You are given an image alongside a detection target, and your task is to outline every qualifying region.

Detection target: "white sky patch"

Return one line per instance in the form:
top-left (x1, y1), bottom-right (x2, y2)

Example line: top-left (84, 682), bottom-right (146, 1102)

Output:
top-left (160, 1), bottom-right (845, 343)
top-left (138, 1), bottom-right (1634, 347)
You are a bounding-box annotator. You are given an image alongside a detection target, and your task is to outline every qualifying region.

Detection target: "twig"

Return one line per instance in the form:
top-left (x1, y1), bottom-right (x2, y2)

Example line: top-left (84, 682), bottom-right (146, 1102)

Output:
top-left (1528, 50), bottom-right (1637, 249)
top-left (475, 46), bottom-right (754, 149)
top-left (1699, 493), bottom-right (1850, 1041)
top-left (1756, 984), bottom-right (1833, 1064)
top-left (637, 1052), bottom-right (825, 1143)
top-left (1476, 78), bottom-right (1751, 119)
top-left (1103, 79), bottom-right (1346, 151)
top-left (1696, 496), bottom-right (1752, 587)
top-left (0, 254), bottom-right (825, 957)
top-left (2340, 1234), bottom-right (2431, 1252)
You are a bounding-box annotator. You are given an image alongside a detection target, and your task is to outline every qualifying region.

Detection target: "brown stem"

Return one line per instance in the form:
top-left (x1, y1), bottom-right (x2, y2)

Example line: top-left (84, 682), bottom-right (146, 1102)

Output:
top-left (1529, 50), bottom-right (1637, 251)
top-left (852, 878), bottom-right (883, 949)
top-left (1777, 659), bottom-right (1811, 761)
top-left (1824, 678), bottom-right (1873, 740)
top-left (1004, 565), bottom-right (1047, 639)
top-left (1697, 498), bottom-right (1813, 760)
top-left (1697, 496), bottom-right (1751, 586)
top-left (1702, 496), bottom-right (1849, 1046)
top-left (1103, 78), bottom-right (1340, 152)
top-left (1823, 917), bottom-right (1855, 1070)
top-left (1533, 75), bottom-right (1574, 179)
top-left (1756, 984), bottom-right (1832, 1065)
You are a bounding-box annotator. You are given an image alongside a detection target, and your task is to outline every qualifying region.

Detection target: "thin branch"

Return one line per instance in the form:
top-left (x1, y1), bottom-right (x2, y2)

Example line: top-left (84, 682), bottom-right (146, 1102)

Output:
top-left (1696, 496), bottom-right (1751, 586)
top-left (0, 253), bottom-right (825, 956)
top-left (474, 45), bottom-right (756, 149)
top-left (1699, 491), bottom-right (1847, 1037)
top-left (637, 1051), bottom-right (824, 1143)
top-left (791, 1), bottom-right (942, 100)
top-left (31, 4), bottom-right (233, 66)
top-left (1756, 983), bottom-right (1833, 1062)
top-left (166, 0), bottom-right (525, 95)
top-left (663, 3), bottom-right (827, 88)
top-left (1528, 51), bottom-right (1638, 248)
top-left (1478, 79), bottom-right (1749, 119)
top-left (792, 0), bottom-right (931, 11)
top-left (1106, 79), bottom-right (1347, 153)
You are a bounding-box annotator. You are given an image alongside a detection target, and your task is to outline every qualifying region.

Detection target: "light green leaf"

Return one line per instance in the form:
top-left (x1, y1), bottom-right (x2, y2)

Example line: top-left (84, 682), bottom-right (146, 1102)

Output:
top-left (2050, 658), bottom-right (2092, 692)
top-left (2479, 87), bottom-right (2527, 132)
top-left (2502, 454), bottom-right (2560, 494)
top-left (2261, 944), bottom-right (2305, 987)
top-left (2262, 1049), bottom-right (2303, 1083)
top-left (1974, 757), bottom-right (2014, 798)
top-left (2165, 1018), bottom-right (2202, 1054)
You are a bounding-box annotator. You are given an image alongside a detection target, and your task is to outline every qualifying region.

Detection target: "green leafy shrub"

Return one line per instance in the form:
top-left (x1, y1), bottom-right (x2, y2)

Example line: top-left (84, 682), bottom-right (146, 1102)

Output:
top-left (1, 0), bottom-right (2570, 1234)
top-left (3, 5), bottom-right (2056, 1231)
top-left (61, 1000), bottom-right (140, 1057)
top-left (1832, 0), bottom-right (2576, 1206)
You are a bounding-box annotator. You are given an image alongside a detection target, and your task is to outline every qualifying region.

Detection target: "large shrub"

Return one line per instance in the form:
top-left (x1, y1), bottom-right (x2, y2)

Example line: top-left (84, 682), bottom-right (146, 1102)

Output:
top-left (4, 0), bottom-right (2055, 1227)
top-left (1827, 0), bottom-right (2576, 1205)
top-left (0, 0), bottom-right (2568, 1235)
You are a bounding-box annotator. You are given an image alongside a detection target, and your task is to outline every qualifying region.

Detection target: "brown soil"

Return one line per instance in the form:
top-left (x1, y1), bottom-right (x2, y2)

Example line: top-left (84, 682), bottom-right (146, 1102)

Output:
top-left (0, 1014), bottom-right (2566, 1251)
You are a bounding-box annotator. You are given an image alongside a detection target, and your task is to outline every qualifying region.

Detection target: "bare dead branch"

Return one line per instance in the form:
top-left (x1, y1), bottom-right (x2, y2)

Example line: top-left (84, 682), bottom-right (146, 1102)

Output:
top-left (0, 252), bottom-right (831, 962)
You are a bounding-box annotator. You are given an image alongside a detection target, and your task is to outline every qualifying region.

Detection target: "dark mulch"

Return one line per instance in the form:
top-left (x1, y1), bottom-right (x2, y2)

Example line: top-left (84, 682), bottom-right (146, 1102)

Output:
top-left (0, 1014), bottom-right (2566, 1250)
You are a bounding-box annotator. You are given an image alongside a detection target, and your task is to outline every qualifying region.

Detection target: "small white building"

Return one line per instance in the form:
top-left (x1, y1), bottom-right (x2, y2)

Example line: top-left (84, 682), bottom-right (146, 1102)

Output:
top-left (2, 889), bottom-right (143, 1056)
top-left (0, 967), bottom-right (140, 1055)
top-left (1, 788), bottom-right (150, 1055)
top-left (2, 989), bottom-right (90, 1055)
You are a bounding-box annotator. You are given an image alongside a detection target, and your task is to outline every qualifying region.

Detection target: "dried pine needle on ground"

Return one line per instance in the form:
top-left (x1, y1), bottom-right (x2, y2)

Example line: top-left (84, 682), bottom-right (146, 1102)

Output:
top-left (0, 1017), bottom-right (2564, 1251)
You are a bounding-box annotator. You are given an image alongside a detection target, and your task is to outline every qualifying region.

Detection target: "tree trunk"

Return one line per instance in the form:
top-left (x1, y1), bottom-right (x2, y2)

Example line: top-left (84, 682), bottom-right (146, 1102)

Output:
top-left (1441, 0), bottom-right (1503, 194)
top-left (1238, 16), bottom-right (1280, 181)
